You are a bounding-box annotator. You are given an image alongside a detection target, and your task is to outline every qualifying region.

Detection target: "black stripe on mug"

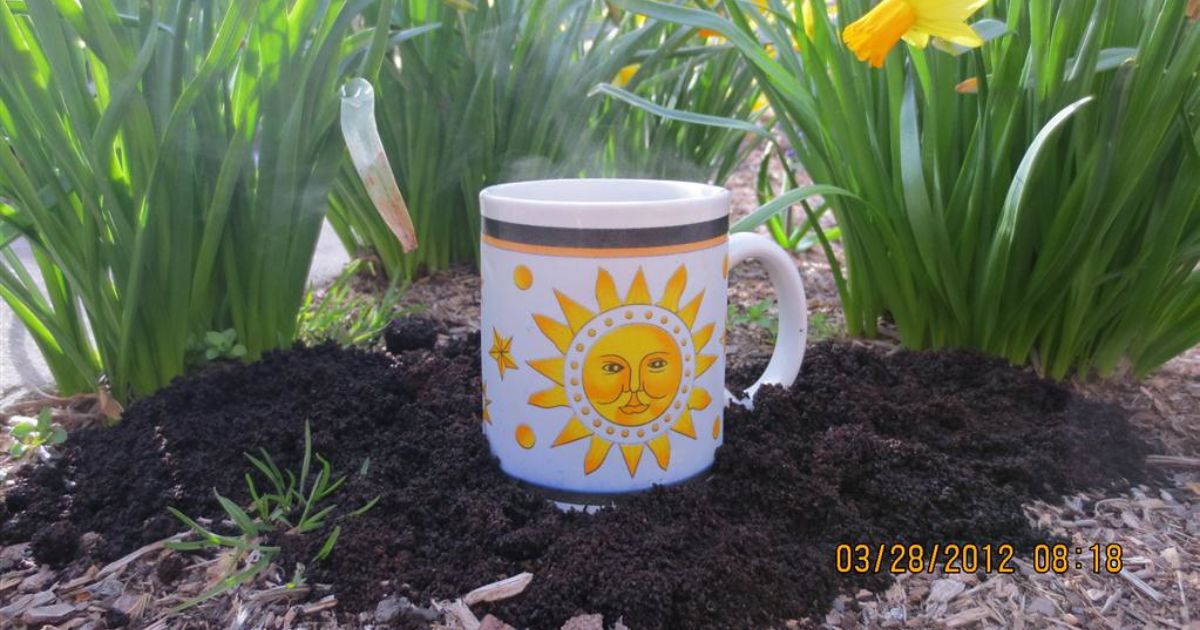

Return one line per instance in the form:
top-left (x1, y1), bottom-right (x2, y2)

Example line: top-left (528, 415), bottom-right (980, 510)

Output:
top-left (482, 215), bottom-right (729, 249)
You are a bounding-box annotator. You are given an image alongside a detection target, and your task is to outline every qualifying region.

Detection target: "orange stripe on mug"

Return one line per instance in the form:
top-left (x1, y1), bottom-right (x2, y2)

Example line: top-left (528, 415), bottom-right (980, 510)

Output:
top-left (481, 234), bottom-right (728, 258)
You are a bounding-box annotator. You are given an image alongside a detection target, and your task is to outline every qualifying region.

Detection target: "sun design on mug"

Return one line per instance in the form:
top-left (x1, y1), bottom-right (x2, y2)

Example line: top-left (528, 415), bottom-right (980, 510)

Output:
top-left (527, 265), bottom-right (717, 477)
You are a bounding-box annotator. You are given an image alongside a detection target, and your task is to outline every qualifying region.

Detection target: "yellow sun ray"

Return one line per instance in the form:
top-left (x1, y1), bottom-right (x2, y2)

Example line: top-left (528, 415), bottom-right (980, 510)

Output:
top-left (620, 444), bottom-right (644, 476)
top-left (657, 266), bottom-right (687, 311)
top-left (527, 357), bottom-right (564, 385)
top-left (530, 387), bottom-right (569, 409)
top-left (678, 291), bottom-right (705, 328)
top-left (625, 267), bottom-right (652, 304)
top-left (554, 290), bottom-right (594, 332)
top-left (672, 409), bottom-right (696, 438)
top-left (692, 323), bottom-right (715, 351)
top-left (688, 388), bottom-right (712, 411)
top-left (554, 417), bottom-right (593, 446)
top-left (584, 437), bottom-right (613, 474)
top-left (647, 434), bottom-right (671, 470)
top-left (596, 269), bottom-right (621, 311)
top-left (533, 314), bottom-right (573, 353)
top-left (696, 353), bottom-right (717, 377)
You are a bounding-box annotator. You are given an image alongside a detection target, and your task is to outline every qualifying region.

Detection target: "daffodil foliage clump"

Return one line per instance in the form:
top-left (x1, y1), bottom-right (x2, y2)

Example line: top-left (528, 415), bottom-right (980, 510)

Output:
top-left (618, 0), bottom-right (1200, 379)
top-left (0, 0), bottom-right (395, 400)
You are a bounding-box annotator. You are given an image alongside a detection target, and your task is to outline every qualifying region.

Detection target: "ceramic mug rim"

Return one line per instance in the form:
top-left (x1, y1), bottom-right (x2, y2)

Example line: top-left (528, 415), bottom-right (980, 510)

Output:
top-left (480, 178), bottom-right (730, 229)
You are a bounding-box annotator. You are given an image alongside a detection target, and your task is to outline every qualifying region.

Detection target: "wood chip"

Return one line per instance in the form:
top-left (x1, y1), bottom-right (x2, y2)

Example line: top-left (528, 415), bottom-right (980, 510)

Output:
top-left (96, 533), bottom-right (185, 581)
top-left (927, 579), bottom-right (966, 604)
top-left (0, 575), bottom-right (22, 593)
top-left (463, 572), bottom-right (533, 606)
top-left (1162, 547), bottom-right (1183, 570)
top-left (60, 566), bottom-right (101, 592)
top-left (1147, 455), bottom-right (1200, 469)
top-left (22, 603), bottom-right (78, 625)
top-left (20, 566), bottom-right (56, 592)
top-left (560, 613), bottom-right (604, 630)
top-left (112, 592), bottom-right (150, 619)
top-left (247, 584), bottom-right (311, 605)
top-left (300, 595), bottom-right (338, 616)
top-left (944, 607), bottom-right (989, 627)
top-left (1120, 568), bottom-right (1166, 603)
top-left (434, 598), bottom-right (480, 630)
top-left (0, 590), bottom-right (54, 620)
top-left (478, 614), bottom-right (517, 630)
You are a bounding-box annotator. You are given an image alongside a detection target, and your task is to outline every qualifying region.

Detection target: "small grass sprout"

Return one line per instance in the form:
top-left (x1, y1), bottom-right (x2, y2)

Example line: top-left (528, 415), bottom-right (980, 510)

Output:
top-left (297, 260), bottom-right (406, 348)
top-left (166, 422), bottom-right (378, 609)
top-left (8, 408), bottom-right (66, 460)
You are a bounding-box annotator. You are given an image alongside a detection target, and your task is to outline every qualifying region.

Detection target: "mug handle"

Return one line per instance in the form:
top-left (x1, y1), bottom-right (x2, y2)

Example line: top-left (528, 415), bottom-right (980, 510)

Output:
top-left (726, 232), bottom-right (808, 407)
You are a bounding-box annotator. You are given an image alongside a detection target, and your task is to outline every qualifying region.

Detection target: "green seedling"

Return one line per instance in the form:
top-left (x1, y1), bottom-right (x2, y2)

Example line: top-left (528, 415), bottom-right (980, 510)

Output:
top-left (8, 408), bottom-right (67, 459)
top-left (808, 312), bottom-right (841, 343)
top-left (202, 329), bottom-right (248, 362)
top-left (729, 298), bottom-right (779, 339)
top-left (166, 421), bottom-right (378, 610)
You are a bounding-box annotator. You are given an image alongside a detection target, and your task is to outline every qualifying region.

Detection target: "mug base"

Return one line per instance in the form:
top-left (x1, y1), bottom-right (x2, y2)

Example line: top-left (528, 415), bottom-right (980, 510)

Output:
top-left (514, 464), bottom-right (714, 511)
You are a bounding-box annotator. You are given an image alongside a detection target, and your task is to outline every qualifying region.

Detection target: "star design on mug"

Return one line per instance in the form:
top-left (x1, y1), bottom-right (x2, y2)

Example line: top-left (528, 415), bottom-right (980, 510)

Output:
top-left (489, 328), bottom-right (518, 379)
top-left (481, 382), bottom-right (493, 425)
top-left (524, 265), bottom-right (716, 478)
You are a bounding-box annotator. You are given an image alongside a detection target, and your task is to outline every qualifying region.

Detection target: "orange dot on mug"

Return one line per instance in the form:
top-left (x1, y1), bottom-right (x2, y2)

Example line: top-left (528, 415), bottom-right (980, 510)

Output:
top-left (515, 424), bottom-right (536, 449)
top-left (513, 265), bottom-right (533, 290)
top-left (712, 416), bottom-right (722, 440)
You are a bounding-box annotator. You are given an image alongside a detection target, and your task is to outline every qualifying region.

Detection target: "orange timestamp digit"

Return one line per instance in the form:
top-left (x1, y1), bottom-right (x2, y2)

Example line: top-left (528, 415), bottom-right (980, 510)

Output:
top-left (834, 543), bottom-right (1017, 574)
top-left (1032, 543), bottom-right (1123, 574)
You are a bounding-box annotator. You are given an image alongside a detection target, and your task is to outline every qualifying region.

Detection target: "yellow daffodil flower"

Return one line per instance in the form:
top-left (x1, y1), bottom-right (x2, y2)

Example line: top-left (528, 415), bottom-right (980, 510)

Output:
top-left (802, 0), bottom-right (816, 39)
top-left (614, 64), bottom-right (640, 88)
top-left (843, 0), bottom-right (988, 68)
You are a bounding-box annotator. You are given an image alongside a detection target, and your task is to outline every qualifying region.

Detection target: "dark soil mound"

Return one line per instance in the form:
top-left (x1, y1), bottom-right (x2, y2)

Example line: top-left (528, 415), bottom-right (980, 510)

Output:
top-left (0, 331), bottom-right (1146, 630)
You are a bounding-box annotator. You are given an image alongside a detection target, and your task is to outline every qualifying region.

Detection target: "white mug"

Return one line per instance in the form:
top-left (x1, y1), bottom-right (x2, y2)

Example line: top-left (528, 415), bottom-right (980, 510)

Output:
top-left (479, 179), bottom-right (807, 502)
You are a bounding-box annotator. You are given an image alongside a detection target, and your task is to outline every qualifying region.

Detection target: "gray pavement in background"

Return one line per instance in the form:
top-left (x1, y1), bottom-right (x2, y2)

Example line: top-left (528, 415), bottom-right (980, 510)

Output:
top-left (0, 221), bottom-right (350, 403)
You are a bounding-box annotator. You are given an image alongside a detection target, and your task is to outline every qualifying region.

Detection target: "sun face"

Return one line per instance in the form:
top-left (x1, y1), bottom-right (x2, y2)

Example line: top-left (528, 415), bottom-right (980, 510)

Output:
top-left (583, 323), bottom-right (683, 427)
top-left (527, 266), bottom-right (717, 477)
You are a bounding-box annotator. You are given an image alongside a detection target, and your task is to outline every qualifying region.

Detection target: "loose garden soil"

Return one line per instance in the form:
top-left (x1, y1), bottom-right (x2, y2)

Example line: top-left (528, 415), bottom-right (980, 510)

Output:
top-left (0, 320), bottom-right (1149, 629)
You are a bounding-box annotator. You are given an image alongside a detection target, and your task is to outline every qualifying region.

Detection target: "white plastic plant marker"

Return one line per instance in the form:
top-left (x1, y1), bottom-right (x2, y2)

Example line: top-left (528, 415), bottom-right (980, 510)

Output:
top-left (340, 78), bottom-right (417, 252)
